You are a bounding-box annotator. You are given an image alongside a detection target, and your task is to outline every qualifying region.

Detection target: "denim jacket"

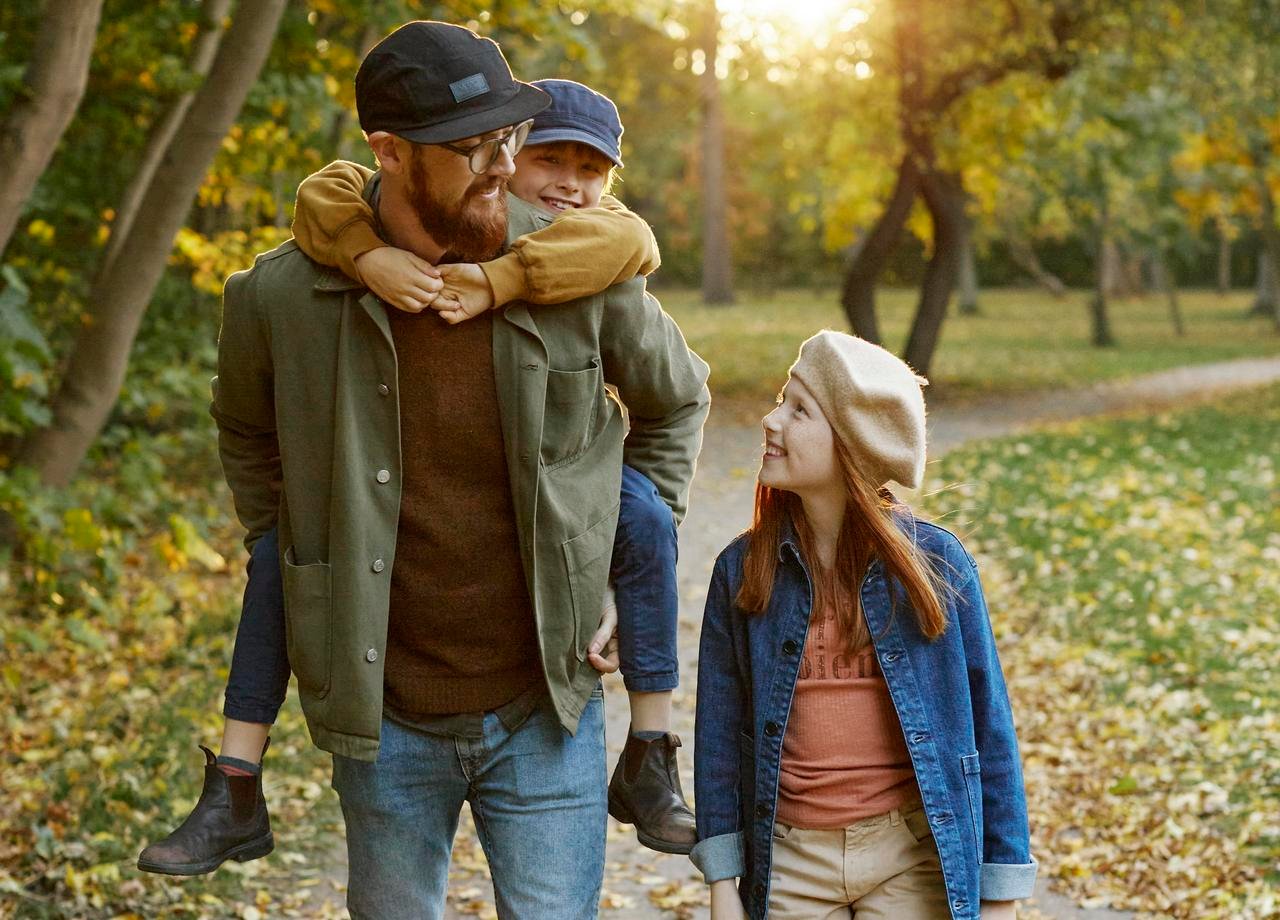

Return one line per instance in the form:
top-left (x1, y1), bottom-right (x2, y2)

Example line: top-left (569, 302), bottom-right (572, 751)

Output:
top-left (690, 515), bottom-right (1037, 920)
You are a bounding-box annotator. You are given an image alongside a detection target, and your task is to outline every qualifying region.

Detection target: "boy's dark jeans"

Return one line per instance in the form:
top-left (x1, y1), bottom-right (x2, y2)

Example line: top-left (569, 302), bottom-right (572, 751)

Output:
top-left (222, 465), bottom-right (680, 723)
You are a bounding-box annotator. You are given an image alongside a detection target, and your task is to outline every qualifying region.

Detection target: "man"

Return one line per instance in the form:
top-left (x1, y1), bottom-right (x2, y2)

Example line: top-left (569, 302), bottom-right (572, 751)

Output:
top-left (209, 20), bottom-right (710, 920)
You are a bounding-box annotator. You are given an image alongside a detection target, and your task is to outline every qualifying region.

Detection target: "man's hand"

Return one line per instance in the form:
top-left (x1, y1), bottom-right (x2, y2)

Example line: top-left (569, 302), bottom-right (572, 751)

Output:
top-left (586, 589), bottom-right (620, 674)
top-left (980, 901), bottom-right (1017, 920)
top-left (354, 246), bottom-right (443, 313)
top-left (709, 880), bottom-right (747, 920)
top-left (432, 262), bottom-right (495, 324)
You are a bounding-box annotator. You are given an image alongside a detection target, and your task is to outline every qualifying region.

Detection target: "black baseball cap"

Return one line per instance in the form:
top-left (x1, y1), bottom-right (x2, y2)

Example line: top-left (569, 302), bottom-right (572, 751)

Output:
top-left (355, 21), bottom-right (550, 145)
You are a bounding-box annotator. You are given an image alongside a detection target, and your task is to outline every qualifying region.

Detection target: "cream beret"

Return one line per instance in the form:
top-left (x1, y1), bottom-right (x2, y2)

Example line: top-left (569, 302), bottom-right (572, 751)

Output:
top-left (787, 330), bottom-right (929, 489)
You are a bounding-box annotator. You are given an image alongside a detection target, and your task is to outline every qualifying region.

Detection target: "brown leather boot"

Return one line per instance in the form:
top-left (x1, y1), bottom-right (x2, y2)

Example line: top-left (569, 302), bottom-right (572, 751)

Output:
top-left (607, 732), bottom-right (697, 854)
top-left (136, 744), bottom-right (273, 875)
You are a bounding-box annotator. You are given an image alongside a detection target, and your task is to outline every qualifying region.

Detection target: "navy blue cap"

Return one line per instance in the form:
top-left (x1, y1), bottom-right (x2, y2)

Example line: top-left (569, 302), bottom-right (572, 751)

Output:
top-left (527, 79), bottom-right (624, 167)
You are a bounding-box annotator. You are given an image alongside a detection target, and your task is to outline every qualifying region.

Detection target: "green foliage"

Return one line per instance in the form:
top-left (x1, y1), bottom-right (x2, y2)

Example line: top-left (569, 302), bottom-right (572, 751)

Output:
top-left (0, 267), bottom-right (53, 435)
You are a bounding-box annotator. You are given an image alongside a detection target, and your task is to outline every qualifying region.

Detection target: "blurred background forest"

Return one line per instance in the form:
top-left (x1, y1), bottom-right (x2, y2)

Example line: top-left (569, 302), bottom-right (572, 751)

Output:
top-left (1, 1), bottom-right (1278, 917)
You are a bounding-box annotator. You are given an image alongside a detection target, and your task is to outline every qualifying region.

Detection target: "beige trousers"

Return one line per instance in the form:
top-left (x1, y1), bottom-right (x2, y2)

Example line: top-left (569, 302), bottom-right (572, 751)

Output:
top-left (767, 804), bottom-right (950, 919)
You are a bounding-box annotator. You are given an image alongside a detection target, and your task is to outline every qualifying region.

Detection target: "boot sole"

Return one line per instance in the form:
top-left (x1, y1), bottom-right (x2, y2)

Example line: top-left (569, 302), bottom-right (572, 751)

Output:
top-left (136, 831), bottom-right (275, 876)
top-left (608, 792), bottom-right (695, 855)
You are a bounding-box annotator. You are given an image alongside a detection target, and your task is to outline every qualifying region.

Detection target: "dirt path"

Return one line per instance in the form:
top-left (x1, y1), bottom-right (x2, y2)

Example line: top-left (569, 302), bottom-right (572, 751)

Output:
top-left (307, 356), bottom-right (1280, 919)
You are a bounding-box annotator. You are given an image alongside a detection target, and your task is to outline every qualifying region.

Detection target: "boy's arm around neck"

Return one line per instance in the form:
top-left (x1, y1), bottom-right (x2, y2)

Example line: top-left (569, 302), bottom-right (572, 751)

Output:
top-left (480, 194), bottom-right (661, 307)
top-left (292, 160), bottom-right (380, 281)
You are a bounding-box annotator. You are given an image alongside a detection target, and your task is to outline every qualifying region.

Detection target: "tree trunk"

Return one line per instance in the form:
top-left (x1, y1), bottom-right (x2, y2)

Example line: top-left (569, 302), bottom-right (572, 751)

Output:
top-left (328, 21), bottom-right (382, 162)
top-left (957, 227), bottom-right (979, 315)
top-left (1151, 252), bottom-right (1185, 337)
top-left (699, 0), bottom-right (734, 305)
top-left (15, 0), bottom-right (289, 488)
top-left (0, 0), bottom-right (104, 258)
top-left (1254, 250), bottom-right (1277, 317)
top-left (839, 155), bottom-right (920, 344)
top-left (97, 0), bottom-right (231, 280)
top-left (1007, 236), bottom-right (1067, 297)
top-left (1100, 238), bottom-right (1126, 300)
top-left (1091, 235), bottom-right (1117, 348)
top-left (903, 169), bottom-right (967, 376)
top-left (1217, 223), bottom-right (1232, 293)
top-left (1258, 178), bottom-right (1280, 332)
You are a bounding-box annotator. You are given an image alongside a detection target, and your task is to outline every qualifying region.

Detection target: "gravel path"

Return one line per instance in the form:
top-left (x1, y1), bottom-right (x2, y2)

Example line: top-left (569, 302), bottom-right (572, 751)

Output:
top-left (310, 355), bottom-right (1280, 919)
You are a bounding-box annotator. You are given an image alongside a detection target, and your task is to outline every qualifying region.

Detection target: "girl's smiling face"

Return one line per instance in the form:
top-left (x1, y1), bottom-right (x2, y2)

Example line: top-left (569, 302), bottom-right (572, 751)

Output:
top-left (760, 376), bottom-right (841, 497)
top-left (511, 141), bottom-right (612, 215)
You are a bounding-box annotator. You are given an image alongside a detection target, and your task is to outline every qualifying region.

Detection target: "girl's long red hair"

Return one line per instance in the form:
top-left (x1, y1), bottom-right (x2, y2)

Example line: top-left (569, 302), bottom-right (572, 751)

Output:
top-left (736, 436), bottom-right (947, 649)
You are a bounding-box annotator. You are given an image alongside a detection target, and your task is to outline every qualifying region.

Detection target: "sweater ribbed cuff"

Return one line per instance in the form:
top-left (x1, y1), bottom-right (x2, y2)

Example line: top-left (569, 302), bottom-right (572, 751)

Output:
top-left (479, 252), bottom-right (527, 308)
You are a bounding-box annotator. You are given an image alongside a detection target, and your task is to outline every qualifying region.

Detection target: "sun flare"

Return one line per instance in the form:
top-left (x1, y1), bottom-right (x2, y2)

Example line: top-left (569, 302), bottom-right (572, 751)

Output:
top-left (717, 0), bottom-right (870, 40)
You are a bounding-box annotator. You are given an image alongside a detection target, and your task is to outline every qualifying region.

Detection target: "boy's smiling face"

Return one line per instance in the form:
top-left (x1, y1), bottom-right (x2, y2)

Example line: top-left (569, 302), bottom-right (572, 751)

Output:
top-left (511, 141), bottom-right (613, 215)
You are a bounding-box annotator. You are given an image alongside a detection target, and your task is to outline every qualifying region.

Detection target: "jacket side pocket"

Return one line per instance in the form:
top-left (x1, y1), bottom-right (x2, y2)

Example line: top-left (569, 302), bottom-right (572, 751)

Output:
top-left (562, 504), bottom-right (620, 661)
top-left (961, 752), bottom-right (983, 864)
top-left (282, 546), bottom-right (333, 698)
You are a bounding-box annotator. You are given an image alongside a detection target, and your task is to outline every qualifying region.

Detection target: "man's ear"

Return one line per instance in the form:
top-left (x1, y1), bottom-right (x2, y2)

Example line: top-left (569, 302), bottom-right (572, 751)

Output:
top-left (368, 131), bottom-right (408, 175)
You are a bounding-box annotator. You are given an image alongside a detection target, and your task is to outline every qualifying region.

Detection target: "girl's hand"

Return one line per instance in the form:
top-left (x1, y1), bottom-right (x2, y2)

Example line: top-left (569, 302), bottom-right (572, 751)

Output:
top-left (433, 262), bottom-right (495, 324)
top-left (354, 246), bottom-right (443, 313)
top-left (980, 901), bottom-right (1016, 920)
top-left (586, 590), bottom-right (619, 674)
top-left (709, 880), bottom-right (748, 920)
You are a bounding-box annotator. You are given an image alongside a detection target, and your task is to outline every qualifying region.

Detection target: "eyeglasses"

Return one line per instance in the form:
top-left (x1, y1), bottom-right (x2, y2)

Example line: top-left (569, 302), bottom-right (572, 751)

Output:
top-left (438, 119), bottom-right (534, 175)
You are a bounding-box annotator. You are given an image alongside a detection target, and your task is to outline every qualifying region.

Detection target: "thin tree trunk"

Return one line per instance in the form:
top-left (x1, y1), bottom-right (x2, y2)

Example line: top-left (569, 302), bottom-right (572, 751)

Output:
top-left (97, 0), bottom-right (231, 280)
top-left (329, 21), bottom-right (382, 163)
top-left (699, 0), bottom-right (734, 304)
top-left (1100, 238), bottom-right (1125, 300)
top-left (1217, 223), bottom-right (1232, 293)
top-left (0, 0), bottom-right (104, 258)
top-left (1091, 231), bottom-right (1117, 347)
top-left (16, 0), bottom-right (289, 488)
top-left (1259, 179), bottom-right (1280, 332)
top-left (839, 155), bottom-right (920, 344)
top-left (903, 169), bottom-right (967, 376)
top-left (1151, 252), bottom-right (1185, 337)
top-left (957, 227), bottom-right (979, 315)
top-left (1007, 236), bottom-right (1067, 297)
top-left (1253, 250), bottom-right (1277, 316)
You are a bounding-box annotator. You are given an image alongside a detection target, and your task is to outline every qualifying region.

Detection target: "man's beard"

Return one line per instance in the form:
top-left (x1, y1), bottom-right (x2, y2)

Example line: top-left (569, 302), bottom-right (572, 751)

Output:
top-left (408, 148), bottom-right (508, 263)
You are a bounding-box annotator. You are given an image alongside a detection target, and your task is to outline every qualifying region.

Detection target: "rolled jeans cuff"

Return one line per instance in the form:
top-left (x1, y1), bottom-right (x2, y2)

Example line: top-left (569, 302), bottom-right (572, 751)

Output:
top-left (223, 699), bottom-right (282, 726)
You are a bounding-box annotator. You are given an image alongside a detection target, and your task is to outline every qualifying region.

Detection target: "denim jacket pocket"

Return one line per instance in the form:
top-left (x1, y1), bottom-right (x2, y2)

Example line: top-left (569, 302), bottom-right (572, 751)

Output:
top-left (961, 752), bottom-right (983, 863)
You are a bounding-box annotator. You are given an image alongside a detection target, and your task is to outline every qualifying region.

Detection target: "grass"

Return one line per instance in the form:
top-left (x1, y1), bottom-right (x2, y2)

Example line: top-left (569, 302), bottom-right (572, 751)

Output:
top-left (656, 286), bottom-right (1279, 413)
top-left (923, 384), bottom-right (1280, 917)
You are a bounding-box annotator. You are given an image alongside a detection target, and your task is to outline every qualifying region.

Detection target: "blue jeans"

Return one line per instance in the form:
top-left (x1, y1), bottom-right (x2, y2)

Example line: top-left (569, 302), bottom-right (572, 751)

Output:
top-left (612, 465), bottom-right (680, 693)
top-left (222, 528), bottom-right (289, 725)
top-left (222, 466), bottom-right (681, 721)
top-left (331, 689), bottom-right (607, 920)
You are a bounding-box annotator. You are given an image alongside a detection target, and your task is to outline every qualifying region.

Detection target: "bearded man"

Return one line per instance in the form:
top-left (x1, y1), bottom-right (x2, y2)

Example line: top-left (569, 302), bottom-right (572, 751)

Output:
top-left (209, 20), bottom-right (709, 920)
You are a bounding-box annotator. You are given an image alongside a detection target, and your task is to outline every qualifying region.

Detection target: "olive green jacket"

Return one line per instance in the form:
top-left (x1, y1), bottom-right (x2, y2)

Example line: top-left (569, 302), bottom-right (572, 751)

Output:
top-left (211, 192), bottom-right (710, 762)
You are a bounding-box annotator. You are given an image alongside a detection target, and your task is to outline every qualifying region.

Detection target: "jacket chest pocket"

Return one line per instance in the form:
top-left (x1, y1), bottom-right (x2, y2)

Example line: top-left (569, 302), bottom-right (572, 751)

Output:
top-left (541, 357), bottom-right (603, 469)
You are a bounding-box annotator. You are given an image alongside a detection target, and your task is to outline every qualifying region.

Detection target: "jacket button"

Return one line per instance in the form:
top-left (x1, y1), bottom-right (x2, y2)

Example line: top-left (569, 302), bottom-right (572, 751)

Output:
top-left (376, 469), bottom-right (390, 484)
top-left (365, 648), bottom-right (378, 662)
top-left (377, 383), bottom-right (389, 396)
top-left (782, 639), bottom-right (799, 655)
top-left (764, 721), bottom-right (780, 737)
top-left (371, 558), bottom-right (385, 573)
top-left (953, 900), bottom-right (967, 911)
top-left (754, 802), bottom-right (769, 819)
top-left (753, 884), bottom-right (765, 901)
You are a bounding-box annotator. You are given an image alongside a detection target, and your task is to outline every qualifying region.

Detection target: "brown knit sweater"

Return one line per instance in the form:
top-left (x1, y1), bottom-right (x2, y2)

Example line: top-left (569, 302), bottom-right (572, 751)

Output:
top-left (382, 309), bottom-right (542, 717)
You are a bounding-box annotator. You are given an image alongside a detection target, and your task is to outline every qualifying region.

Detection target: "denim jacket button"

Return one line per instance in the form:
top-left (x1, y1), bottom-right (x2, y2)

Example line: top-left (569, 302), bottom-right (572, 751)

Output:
top-left (754, 802), bottom-right (769, 818)
top-left (764, 721), bottom-right (781, 737)
top-left (953, 900), bottom-right (967, 911)
top-left (782, 639), bottom-right (799, 655)
top-left (753, 884), bottom-right (765, 900)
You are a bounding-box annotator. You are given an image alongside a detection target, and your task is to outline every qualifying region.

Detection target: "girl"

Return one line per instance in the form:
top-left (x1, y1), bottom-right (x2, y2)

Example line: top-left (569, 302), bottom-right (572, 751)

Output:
top-left (691, 331), bottom-right (1036, 920)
